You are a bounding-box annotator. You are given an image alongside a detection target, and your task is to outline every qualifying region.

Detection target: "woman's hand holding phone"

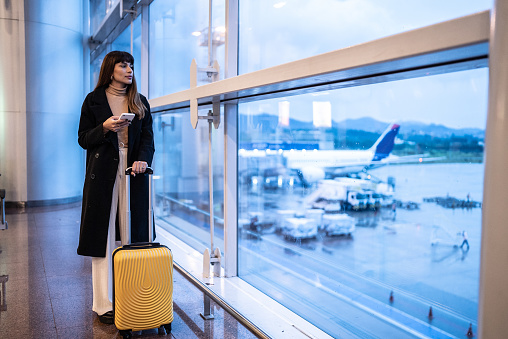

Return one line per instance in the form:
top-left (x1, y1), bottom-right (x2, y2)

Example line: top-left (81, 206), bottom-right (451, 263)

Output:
top-left (103, 115), bottom-right (131, 134)
top-left (119, 113), bottom-right (135, 121)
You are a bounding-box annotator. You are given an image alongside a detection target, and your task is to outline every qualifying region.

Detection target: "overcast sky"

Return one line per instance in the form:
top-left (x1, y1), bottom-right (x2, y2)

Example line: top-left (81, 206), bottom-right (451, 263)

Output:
top-left (240, 0), bottom-right (492, 72)
top-left (149, 0), bottom-right (492, 129)
top-left (242, 67), bottom-right (488, 129)
top-left (238, 0), bottom-right (491, 129)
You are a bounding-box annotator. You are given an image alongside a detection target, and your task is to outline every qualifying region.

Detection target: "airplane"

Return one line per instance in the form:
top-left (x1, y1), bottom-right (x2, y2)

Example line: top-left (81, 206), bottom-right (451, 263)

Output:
top-left (283, 123), bottom-right (402, 185)
top-left (238, 123), bottom-right (444, 187)
top-left (285, 123), bottom-right (447, 185)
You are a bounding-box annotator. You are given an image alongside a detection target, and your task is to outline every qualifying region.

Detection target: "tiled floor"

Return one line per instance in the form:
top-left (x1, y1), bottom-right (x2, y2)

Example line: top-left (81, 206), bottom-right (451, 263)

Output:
top-left (0, 203), bottom-right (260, 339)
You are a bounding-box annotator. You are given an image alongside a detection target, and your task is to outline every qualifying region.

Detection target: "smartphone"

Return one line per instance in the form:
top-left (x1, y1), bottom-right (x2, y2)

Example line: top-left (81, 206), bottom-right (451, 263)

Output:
top-left (119, 113), bottom-right (135, 121)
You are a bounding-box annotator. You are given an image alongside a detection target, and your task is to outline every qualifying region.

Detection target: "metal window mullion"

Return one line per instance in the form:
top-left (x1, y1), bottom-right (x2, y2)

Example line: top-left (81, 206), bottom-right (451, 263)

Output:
top-left (223, 0), bottom-right (239, 277)
top-left (208, 0), bottom-right (213, 67)
top-left (224, 103), bottom-right (238, 277)
top-left (141, 3), bottom-right (149, 95)
top-left (83, 0), bottom-right (91, 93)
top-left (225, 0), bottom-right (239, 80)
top-left (478, 0), bottom-right (508, 338)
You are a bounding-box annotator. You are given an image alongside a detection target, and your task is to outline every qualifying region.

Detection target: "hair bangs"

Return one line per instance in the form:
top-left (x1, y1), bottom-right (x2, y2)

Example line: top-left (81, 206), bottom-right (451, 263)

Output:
top-left (114, 51), bottom-right (134, 66)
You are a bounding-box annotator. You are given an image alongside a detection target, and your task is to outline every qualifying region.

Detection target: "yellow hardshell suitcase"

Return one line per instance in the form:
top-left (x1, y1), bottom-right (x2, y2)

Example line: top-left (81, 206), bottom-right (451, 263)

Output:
top-left (113, 167), bottom-right (173, 339)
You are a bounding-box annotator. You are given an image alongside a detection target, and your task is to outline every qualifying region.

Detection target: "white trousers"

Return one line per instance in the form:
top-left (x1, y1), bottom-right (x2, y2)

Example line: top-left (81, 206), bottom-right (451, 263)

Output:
top-left (91, 148), bottom-right (128, 315)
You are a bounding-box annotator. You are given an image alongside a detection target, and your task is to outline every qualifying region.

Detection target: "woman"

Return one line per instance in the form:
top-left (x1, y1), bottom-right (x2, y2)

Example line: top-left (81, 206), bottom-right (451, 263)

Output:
top-left (77, 51), bottom-right (155, 324)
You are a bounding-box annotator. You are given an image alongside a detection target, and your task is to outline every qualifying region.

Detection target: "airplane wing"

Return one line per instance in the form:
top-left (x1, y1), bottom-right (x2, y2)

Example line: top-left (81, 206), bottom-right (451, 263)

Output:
top-left (318, 153), bottom-right (446, 174)
top-left (365, 154), bottom-right (447, 170)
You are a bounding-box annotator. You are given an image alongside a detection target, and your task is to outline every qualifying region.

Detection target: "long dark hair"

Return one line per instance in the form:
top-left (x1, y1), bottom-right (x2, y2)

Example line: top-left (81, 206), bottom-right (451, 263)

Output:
top-left (95, 51), bottom-right (146, 119)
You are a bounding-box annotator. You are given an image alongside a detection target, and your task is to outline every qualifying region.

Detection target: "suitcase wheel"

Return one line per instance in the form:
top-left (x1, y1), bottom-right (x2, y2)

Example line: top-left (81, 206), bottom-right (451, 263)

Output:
top-left (119, 330), bottom-right (132, 339)
top-left (164, 323), bottom-right (172, 333)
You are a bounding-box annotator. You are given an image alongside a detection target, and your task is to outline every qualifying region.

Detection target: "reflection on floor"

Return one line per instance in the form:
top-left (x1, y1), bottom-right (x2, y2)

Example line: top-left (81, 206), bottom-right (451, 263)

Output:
top-left (0, 203), bottom-right (259, 339)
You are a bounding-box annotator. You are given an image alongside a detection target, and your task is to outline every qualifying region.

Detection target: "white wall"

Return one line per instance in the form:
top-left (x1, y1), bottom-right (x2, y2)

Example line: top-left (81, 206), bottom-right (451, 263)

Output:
top-left (0, 0), bottom-right (86, 205)
top-left (0, 0), bottom-right (28, 202)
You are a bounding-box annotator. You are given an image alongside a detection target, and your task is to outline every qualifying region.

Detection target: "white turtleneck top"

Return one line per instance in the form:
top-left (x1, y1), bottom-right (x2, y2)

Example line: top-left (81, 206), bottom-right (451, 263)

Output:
top-left (106, 84), bottom-right (129, 147)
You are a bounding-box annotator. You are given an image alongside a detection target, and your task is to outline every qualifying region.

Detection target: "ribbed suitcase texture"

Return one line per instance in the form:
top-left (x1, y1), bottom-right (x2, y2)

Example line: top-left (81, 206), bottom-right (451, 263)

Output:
top-left (113, 243), bottom-right (174, 332)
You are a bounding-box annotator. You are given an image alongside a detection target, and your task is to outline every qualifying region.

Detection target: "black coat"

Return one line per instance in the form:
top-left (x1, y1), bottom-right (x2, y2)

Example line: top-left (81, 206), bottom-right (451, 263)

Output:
top-left (77, 86), bottom-right (155, 257)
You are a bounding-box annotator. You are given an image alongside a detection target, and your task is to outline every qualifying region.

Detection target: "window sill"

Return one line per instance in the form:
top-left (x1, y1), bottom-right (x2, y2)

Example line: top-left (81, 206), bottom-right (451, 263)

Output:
top-left (155, 224), bottom-right (334, 339)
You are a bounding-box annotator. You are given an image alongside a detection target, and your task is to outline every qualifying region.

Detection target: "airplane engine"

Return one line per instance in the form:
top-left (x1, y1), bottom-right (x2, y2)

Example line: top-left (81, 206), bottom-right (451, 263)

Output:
top-left (299, 167), bottom-right (326, 185)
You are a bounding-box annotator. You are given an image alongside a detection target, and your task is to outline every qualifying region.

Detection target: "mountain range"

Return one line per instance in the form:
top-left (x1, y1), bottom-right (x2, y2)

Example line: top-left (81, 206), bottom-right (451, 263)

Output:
top-left (239, 114), bottom-right (485, 138)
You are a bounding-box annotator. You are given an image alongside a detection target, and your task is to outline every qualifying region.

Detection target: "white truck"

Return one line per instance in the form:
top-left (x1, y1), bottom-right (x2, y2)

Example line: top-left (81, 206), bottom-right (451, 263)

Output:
top-left (305, 179), bottom-right (368, 211)
top-left (336, 177), bottom-right (395, 208)
top-left (363, 189), bottom-right (382, 209)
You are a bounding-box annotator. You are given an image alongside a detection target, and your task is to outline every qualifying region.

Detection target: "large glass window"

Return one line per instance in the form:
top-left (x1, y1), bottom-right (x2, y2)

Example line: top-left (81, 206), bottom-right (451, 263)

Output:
top-left (153, 109), bottom-right (225, 254)
top-left (238, 0), bottom-right (491, 73)
top-left (112, 15), bottom-right (142, 91)
top-left (90, 0), bottom-right (119, 33)
top-left (149, 0), bottom-right (226, 99)
top-left (237, 68), bottom-right (488, 337)
top-left (90, 0), bottom-right (494, 337)
top-left (90, 50), bottom-right (106, 90)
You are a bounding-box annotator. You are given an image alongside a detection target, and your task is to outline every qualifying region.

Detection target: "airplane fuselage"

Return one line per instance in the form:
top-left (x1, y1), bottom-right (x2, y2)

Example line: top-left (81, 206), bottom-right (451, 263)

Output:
top-left (283, 149), bottom-right (376, 170)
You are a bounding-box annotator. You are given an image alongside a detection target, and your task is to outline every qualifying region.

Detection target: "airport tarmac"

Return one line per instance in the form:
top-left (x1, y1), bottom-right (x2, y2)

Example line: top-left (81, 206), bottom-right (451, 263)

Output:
top-left (160, 163), bottom-right (483, 338)
top-left (237, 163), bottom-right (483, 338)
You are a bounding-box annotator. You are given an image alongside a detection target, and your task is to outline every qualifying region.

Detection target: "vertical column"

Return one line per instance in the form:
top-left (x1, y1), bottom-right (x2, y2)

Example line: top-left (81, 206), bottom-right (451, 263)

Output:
top-left (478, 0), bottom-right (508, 337)
top-left (24, 0), bottom-right (85, 205)
top-left (224, 104), bottom-right (238, 277)
top-left (0, 0), bottom-right (28, 204)
top-left (223, 0), bottom-right (239, 277)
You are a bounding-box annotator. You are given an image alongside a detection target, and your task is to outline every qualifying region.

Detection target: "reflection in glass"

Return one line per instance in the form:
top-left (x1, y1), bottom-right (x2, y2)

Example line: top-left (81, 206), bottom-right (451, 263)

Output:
top-left (239, 0), bottom-right (491, 73)
top-left (112, 15), bottom-right (142, 91)
top-left (149, 0), bottom-right (226, 99)
top-left (153, 110), bottom-right (225, 254)
top-left (90, 0), bottom-right (119, 33)
top-left (90, 50), bottom-right (106, 90)
top-left (237, 68), bottom-right (487, 337)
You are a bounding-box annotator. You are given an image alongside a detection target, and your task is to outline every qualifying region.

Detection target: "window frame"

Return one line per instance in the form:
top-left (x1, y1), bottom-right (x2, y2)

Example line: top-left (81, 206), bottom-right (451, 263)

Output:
top-left (149, 8), bottom-right (490, 284)
top-left (91, 0), bottom-right (508, 336)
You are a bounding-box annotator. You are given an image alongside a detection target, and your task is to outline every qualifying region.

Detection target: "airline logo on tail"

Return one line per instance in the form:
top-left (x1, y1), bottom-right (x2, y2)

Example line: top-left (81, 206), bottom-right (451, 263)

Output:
top-left (371, 124), bottom-right (400, 161)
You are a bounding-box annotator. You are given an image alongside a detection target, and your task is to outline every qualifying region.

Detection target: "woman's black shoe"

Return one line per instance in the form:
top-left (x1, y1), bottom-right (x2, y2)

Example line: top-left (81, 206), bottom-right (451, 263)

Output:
top-left (98, 311), bottom-right (114, 324)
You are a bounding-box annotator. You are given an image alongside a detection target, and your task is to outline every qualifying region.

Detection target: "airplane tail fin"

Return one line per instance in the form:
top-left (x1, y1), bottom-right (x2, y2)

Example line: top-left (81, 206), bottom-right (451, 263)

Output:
top-left (370, 124), bottom-right (400, 161)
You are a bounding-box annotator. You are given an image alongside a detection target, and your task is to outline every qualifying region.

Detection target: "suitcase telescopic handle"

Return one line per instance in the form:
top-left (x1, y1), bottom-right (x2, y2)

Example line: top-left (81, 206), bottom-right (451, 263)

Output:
top-left (125, 166), bottom-right (154, 245)
top-left (125, 167), bottom-right (153, 175)
top-left (122, 242), bottom-right (161, 250)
